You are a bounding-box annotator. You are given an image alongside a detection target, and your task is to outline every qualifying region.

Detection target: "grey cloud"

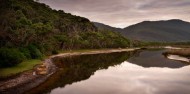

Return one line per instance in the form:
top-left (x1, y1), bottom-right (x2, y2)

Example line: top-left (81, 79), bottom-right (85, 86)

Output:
top-left (138, 0), bottom-right (190, 10)
top-left (40, 0), bottom-right (190, 28)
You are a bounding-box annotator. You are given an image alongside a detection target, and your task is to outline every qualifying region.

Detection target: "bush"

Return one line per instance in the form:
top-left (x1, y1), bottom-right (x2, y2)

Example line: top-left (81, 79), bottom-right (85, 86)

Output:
top-left (52, 50), bottom-right (59, 55)
top-left (19, 47), bottom-right (31, 59)
top-left (27, 45), bottom-right (43, 59)
top-left (0, 48), bottom-right (25, 67)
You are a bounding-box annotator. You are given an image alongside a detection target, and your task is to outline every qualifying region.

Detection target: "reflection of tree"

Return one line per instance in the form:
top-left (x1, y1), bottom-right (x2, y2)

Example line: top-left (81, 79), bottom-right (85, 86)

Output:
top-left (27, 51), bottom-right (137, 94)
top-left (128, 50), bottom-right (142, 58)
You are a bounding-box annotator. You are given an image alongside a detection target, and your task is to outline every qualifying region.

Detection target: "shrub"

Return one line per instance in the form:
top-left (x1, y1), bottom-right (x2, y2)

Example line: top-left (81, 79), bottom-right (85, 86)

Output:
top-left (19, 47), bottom-right (31, 59)
top-left (27, 45), bottom-right (43, 59)
top-left (52, 50), bottom-right (59, 55)
top-left (0, 48), bottom-right (25, 67)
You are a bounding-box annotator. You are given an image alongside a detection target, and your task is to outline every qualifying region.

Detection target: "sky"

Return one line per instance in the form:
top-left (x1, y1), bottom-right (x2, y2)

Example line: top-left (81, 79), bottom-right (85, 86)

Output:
top-left (39, 0), bottom-right (190, 28)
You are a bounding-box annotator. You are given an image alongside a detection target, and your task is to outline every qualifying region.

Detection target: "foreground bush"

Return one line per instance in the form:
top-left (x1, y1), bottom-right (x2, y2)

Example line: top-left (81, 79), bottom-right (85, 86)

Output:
top-left (19, 48), bottom-right (32, 59)
top-left (0, 48), bottom-right (25, 67)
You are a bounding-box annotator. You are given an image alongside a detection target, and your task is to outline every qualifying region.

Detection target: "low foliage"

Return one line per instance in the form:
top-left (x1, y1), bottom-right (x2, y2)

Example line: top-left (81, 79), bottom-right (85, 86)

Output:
top-left (0, 48), bottom-right (25, 67)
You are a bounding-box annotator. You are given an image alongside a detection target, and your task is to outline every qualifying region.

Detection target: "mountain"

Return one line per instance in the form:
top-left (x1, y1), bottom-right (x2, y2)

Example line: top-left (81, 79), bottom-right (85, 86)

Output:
top-left (123, 19), bottom-right (190, 42)
top-left (94, 20), bottom-right (190, 42)
top-left (93, 22), bottom-right (123, 32)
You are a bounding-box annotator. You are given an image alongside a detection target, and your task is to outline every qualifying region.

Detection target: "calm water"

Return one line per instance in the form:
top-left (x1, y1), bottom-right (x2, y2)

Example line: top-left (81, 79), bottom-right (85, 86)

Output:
top-left (27, 49), bottom-right (190, 94)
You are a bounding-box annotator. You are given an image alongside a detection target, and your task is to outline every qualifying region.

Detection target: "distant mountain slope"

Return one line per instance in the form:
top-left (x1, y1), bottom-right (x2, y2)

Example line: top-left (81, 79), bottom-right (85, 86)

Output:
top-left (94, 20), bottom-right (190, 42)
top-left (123, 19), bottom-right (190, 42)
top-left (93, 22), bottom-right (123, 32)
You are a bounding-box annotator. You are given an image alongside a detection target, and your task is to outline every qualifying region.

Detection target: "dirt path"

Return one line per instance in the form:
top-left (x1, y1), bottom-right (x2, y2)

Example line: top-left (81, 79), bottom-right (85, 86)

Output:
top-left (51, 48), bottom-right (139, 58)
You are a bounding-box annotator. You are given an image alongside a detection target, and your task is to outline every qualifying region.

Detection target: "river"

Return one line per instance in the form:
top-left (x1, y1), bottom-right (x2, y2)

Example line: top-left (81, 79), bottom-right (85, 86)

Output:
top-left (26, 49), bottom-right (190, 94)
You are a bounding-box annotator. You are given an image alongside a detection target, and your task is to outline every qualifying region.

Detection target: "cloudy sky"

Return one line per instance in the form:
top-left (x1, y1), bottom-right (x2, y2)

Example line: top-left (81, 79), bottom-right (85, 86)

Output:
top-left (39, 0), bottom-right (190, 28)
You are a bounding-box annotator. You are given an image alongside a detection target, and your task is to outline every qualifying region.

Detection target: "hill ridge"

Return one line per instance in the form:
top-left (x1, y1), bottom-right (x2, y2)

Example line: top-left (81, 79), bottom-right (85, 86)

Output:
top-left (94, 19), bottom-right (190, 42)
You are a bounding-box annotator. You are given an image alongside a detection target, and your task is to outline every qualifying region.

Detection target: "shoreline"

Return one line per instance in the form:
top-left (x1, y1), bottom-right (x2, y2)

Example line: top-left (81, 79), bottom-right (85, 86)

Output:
top-left (167, 54), bottom-right (190, 63)
top-left (51, 48), bottom-right (139, 58)
top-left (163, 48), bottom-right (190, 63)
top-left (0, 48), bottom-right (139, 94)
top-left (0, 58), bottom-right (57, 94)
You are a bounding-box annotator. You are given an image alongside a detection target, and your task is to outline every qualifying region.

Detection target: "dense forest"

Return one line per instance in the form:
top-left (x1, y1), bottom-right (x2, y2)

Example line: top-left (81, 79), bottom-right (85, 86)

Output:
top-left (0, 0), bottom-right (130, 67)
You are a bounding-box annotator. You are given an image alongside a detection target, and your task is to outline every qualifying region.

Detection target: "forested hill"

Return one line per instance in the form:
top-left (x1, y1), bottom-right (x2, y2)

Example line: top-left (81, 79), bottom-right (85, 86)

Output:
top-left (93, 22), bottom-right (123, 32)
top-left (0, 0), bottom-right (130, 67)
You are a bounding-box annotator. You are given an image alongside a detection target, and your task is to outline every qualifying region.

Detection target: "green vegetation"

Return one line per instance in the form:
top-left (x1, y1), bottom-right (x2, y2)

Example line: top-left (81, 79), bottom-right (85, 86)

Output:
top-left (52, 50), bottom-right (59, 55)
top-left (0, 48), bottom-right (25, 67)
top-left (0, 59), bottom-right (41, 77)
top-left (0, 0), bottom-right (130, 68)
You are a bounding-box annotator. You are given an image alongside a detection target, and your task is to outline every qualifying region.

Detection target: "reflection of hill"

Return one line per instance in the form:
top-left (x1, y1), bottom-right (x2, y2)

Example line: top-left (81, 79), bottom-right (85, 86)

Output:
top-left (27, 51), bottom-right (136, 94)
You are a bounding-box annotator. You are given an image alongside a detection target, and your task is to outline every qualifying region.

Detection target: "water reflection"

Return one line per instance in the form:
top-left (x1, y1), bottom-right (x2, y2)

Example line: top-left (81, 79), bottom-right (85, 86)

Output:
top-left (27, 51), bottom-right (136, 94)
top-left (51, 62), bottom-right (190, 94)
top-left (26, 50), bottom-right (190, 94)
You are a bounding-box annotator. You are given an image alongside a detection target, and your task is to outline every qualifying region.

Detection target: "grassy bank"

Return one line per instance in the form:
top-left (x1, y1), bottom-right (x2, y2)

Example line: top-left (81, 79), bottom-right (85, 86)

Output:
top-left (0, 59), bottom-right (42, 78)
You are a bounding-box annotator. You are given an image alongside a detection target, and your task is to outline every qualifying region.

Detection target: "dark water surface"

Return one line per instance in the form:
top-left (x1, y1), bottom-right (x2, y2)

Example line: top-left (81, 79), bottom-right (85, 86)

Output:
top-left (27, 49), bottom-right (190, 94)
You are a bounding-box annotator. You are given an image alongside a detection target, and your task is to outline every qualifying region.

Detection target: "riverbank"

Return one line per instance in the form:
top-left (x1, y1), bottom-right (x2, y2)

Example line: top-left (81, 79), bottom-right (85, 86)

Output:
top-left (51, 48), bottom-right (139, 58)
top-left (163, 48), bottom-right (190, 57)
top-left (0, 60), bottom-right (42, 78)
top-left (0, 48), bottom-right (139, 94)
top-left (163, 48), bottom-right (190, 63)
top-left (0, 58), bottom-right (57, 94)
top-left (167, 55), bottom-right (190, 63)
